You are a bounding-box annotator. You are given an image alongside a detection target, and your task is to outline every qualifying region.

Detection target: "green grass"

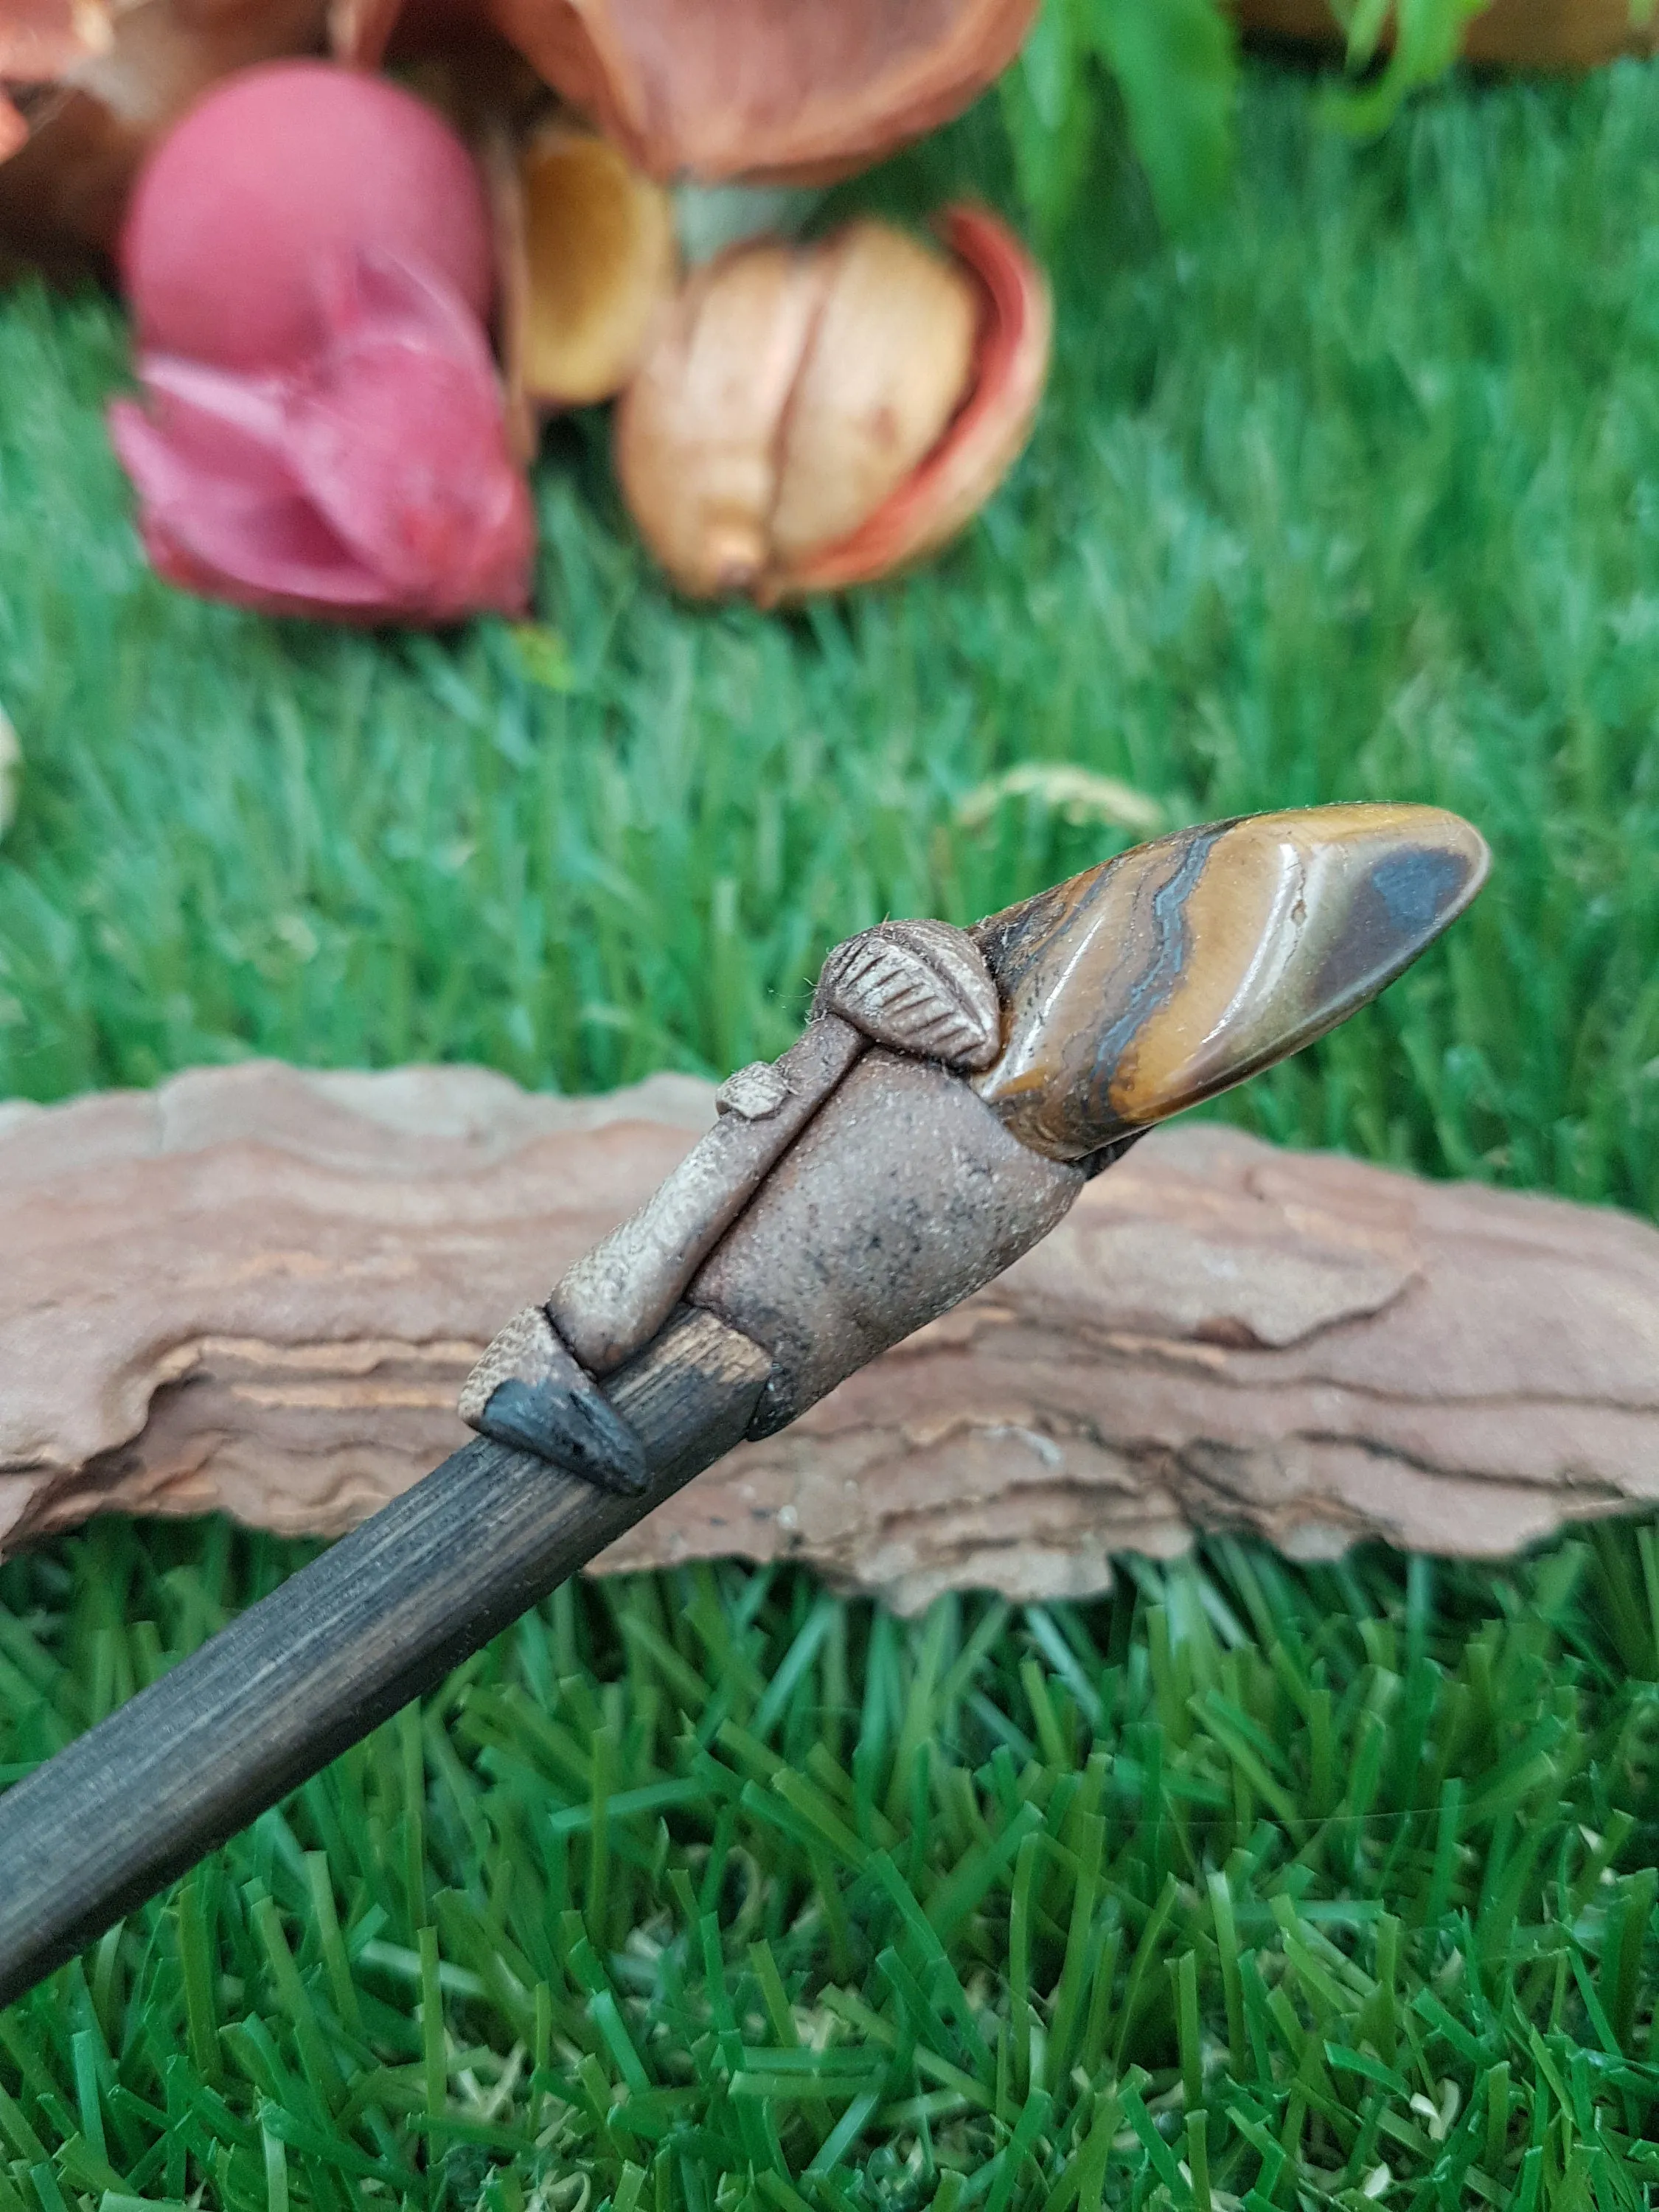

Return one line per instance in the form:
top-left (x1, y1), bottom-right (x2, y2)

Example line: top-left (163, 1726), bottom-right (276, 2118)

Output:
top-left (4, 50), bottom-right (1659, 2212)
top-left (3, 1523), bottom-right (1658, 2211)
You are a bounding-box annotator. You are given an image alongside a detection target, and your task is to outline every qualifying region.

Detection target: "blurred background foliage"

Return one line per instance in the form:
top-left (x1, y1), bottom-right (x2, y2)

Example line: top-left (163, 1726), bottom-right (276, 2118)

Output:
top-left (998, 0), bottom-right (1506, 243)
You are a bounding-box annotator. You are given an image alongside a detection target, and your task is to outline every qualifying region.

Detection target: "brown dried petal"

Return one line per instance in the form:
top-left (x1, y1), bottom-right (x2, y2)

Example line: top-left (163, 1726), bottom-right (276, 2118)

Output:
top-left (481, 0), bottom-right (1042, 184)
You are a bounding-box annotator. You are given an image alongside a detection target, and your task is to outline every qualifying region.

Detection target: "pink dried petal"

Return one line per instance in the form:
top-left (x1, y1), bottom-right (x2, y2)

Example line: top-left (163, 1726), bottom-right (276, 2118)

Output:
top-left (125, 352), bottom-right (293, 462)
top-left (283, 248), bottom-right (535, 616)
top-left (110, 388), bottom-right (393, 611)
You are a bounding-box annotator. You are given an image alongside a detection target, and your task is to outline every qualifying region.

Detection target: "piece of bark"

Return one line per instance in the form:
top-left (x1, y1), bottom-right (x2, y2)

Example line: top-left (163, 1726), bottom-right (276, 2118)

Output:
top-left (4, 1059), bottom-right (1658, 1612)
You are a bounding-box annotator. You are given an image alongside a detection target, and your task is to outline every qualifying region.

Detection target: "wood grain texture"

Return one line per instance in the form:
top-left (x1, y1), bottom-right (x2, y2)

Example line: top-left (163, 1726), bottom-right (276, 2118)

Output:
top-left (0, 1060), bottom-right (716, 1546)
top-left (5, 1060), bottom-right (1659, 1612)
top-left (0, 1304), bottom-right (770, 2011)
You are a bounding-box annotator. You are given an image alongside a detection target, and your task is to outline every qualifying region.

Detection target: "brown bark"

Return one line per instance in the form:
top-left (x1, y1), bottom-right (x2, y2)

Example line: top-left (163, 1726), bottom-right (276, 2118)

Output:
top-left (4, 1059), bottom-right (1658, 1611)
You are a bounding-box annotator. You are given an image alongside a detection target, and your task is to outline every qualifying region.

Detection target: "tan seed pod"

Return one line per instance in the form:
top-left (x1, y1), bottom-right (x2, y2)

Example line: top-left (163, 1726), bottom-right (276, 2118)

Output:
top-left (616, 234), bottom-right (829, 596)
top-left (784, 205), bottom-right (1050, 599)
top-left (769, 219), bottom-right (975, 566)
top-left (816, 918), bottom-right (1001, 1071)
top-left (615, 204), bottom-right (1050, 604)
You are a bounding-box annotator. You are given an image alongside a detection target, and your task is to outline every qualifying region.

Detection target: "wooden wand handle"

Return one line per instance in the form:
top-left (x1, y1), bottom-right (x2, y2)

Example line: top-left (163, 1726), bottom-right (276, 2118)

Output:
top-left (0, 801), bottom-right (1489, 2011)
top-left (0, 1309), bottom-right (769, 2011)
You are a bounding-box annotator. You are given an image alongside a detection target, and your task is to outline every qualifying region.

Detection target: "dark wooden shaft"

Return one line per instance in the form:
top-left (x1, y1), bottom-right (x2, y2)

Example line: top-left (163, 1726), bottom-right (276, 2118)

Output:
top-left (0, 1308), bottom-right (771, 2013)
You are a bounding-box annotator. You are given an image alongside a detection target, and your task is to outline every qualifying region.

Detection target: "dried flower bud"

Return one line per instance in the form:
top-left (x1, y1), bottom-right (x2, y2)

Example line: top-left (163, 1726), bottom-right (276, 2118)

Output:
top-left (108, 63), bottom-right (532, 625)
top-left (111, 251), bottom-right (535, 623)
top-left (614, 204), bottom-right (1049, 603)
top-left (119, 59), bottom-right (493, 369)
top-left (770, 223), bottom-right (977, 567)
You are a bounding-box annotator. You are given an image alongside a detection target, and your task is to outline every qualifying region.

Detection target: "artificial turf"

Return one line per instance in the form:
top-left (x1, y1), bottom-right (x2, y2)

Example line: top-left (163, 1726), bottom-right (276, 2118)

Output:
top-left (4, 1523), bottom-right (1659, 2212)
top-left (1, 49), bottom-right (1658, 2212)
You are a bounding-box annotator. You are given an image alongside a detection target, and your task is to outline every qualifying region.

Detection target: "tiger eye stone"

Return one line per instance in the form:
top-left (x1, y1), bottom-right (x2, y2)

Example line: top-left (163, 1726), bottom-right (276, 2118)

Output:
top-left (970, 803), bottom-right (1489, 1161)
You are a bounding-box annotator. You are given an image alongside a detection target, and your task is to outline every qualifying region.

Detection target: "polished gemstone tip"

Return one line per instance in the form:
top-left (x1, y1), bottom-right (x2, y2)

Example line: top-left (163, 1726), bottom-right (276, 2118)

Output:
top-left (970, 802), bottom-right (1490, 1161)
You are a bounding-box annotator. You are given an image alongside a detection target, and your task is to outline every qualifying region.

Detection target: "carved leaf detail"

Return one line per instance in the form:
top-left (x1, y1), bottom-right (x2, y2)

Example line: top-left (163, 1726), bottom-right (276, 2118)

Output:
top-left (816, 918), bottom-right (1001, 1070)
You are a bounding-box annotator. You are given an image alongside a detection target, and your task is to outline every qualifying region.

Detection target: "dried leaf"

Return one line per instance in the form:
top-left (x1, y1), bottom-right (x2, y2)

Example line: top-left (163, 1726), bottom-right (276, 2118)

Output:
top-left (956, 762), bottom-right (1166, 835)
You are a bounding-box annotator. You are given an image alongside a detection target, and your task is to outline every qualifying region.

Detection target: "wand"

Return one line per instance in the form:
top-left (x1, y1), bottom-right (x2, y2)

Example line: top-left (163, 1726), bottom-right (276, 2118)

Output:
top-left (0, 802), bottom-right (1487, 2010)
